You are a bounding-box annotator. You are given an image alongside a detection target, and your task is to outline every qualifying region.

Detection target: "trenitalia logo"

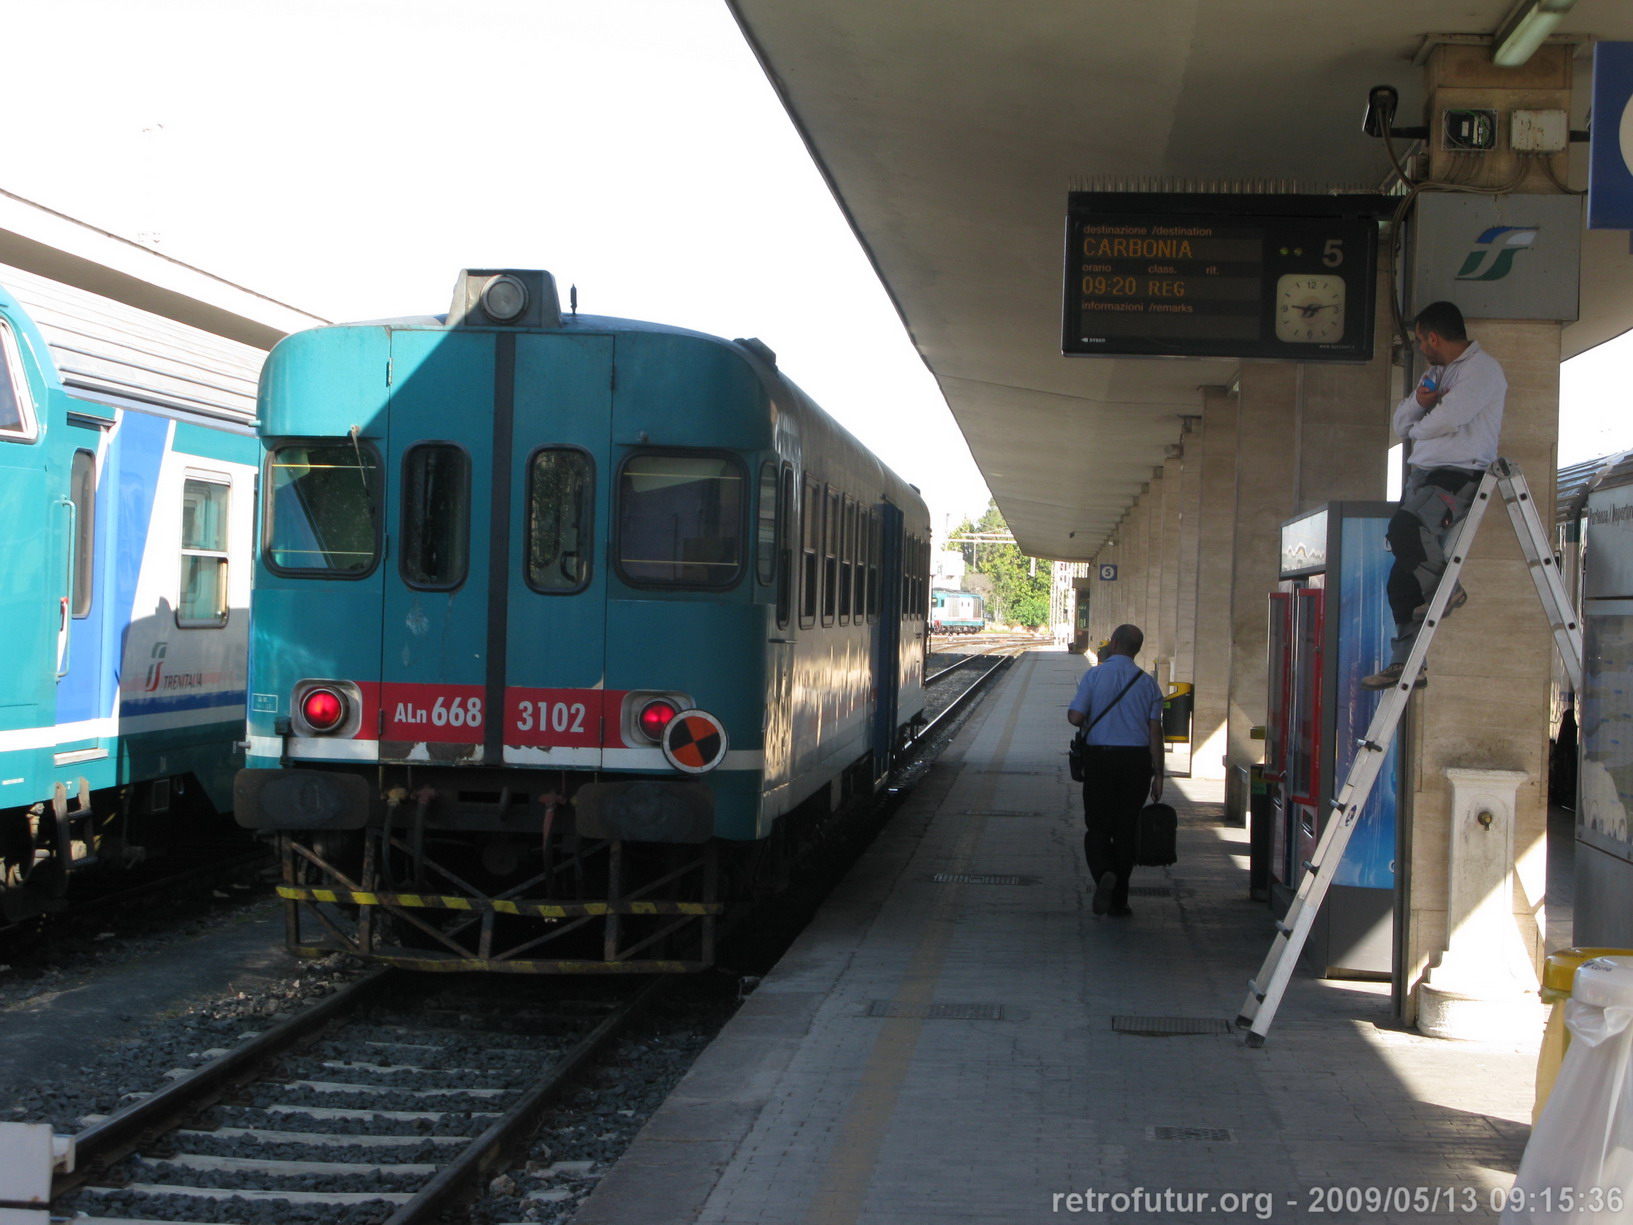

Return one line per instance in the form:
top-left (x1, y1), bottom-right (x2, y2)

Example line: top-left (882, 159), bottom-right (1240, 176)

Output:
top-left (1454, 226), bottom-right (1540, 281)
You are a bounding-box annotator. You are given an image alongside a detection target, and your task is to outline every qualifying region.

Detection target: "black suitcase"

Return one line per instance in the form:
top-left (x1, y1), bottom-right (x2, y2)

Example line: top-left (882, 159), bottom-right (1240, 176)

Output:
top-left (1135, 802), bottom-right (1178, 867)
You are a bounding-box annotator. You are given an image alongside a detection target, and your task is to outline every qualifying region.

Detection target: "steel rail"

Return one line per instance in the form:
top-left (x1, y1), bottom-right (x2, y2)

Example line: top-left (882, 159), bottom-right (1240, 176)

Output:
top-left (914, 653), bottom-right (1013, 746)
top-left (56, 968), bottom-right (398, 1194)
top-left (382, 976), bottom-right (671, 1225)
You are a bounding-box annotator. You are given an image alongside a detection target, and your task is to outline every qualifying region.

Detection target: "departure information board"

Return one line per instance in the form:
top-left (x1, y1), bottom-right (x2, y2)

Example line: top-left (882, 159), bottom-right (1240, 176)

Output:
top-left (1062, 194), bottom-right (1384, 362)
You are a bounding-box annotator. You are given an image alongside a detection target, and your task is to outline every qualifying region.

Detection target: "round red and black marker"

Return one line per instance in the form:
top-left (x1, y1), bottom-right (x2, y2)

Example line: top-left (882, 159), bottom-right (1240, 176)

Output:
top-left (662, 709), bottom-right (729, 774)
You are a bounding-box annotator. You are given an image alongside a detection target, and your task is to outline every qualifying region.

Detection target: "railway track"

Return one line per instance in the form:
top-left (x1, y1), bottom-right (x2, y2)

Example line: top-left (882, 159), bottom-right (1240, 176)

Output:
top-left (54, 971), bottom-right (664, 1224)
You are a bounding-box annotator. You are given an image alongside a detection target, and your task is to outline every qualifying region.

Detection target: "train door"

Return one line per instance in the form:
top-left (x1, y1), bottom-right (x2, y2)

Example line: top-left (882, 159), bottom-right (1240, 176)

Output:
top-left (376, 329), bottom-right (496, 762)
top-left (49, 413), bottom-right (117, 770)
top-left (870, 502), bottom-right (904, 776)
top-left (761, 461), bottom-right (797, 803)
top-left (501, 332), bottom-right (613, 766)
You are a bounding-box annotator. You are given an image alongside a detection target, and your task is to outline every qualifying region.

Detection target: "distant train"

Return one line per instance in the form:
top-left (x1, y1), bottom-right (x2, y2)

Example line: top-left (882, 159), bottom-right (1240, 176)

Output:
top-left (930, 588), bottom-right (985, 635)
top-left (0, 269), bottom-right (260, 920)
top-left (234, 270), bottom-right (931, 972)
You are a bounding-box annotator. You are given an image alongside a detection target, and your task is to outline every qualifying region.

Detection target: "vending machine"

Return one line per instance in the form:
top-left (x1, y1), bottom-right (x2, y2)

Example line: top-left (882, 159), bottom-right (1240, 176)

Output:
top-left (1264, 502), bottom-right (1400, 978)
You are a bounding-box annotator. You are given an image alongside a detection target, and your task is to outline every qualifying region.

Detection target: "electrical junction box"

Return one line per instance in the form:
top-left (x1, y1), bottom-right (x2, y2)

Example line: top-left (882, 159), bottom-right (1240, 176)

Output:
top-left (1442, 108), bottom-right (1497, 151)
top-left (1511, 108), bottom-right (1569, 153)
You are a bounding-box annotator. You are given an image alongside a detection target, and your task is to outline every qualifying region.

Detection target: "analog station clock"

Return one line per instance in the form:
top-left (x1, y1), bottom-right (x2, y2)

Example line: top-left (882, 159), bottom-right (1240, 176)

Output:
top-left (1275, 273), bottom-right (1346, 343)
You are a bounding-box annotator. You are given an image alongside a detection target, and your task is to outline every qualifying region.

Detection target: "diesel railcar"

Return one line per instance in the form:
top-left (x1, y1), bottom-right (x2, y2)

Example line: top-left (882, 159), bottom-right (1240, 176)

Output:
top-left (0, 270), bottom-right (259, 920)
top-left (235, 269), bottom-right (931, 972)
top-left (930, 588), bottom-right (985, 634)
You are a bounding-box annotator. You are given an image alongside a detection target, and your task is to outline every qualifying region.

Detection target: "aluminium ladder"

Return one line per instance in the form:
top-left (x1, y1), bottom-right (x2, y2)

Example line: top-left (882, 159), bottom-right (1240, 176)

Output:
top-left (1236, 458), bottom-right (1583, 1047)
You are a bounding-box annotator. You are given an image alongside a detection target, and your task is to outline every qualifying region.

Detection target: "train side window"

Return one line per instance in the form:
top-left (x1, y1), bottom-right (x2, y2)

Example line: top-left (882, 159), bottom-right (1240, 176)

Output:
top-left (777, 465), bottom-right (794, 628)
top-left (755, 462), bottom-right (778, 588)
top-left (178, 477), bottom-right (230, 626)
top-left (400, 443), bottom-right (471, 590)
top-left (616, 451), bottom-right (744, 588)
top-left (70, 449), bottom-right (95, 616)
top-left (527, 447), bottom-right (594, 593)
top-left (799, 476), bottom-right (818, 627)
top-left (866, 509), bottom-right (880, 621)
top-left (822, 486), bottom-right (838, 624)
top-left (264, 440), bottom-right (382, 577)
top-left (0, 319), bottom-right (39, 443)
top-left (839, 496), bottom-right (855, 625)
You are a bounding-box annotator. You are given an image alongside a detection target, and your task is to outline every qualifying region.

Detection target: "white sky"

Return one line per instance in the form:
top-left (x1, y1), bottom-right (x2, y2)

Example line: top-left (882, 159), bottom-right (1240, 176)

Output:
top-left (4, 0), bottom-right (1628, 536)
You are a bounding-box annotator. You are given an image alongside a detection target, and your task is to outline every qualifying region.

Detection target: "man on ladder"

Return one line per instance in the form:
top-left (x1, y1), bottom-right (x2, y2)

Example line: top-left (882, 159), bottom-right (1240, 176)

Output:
top-left (1363, 300), bottom-right (1508, 691)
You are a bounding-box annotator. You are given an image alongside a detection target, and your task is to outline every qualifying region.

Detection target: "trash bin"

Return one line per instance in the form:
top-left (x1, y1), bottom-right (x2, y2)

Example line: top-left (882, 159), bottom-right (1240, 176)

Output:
top-left (1247, 764), bottom-right (1270, 901)
top-left (1532, 946), bottom-right (1633, 1123)
top-left (1505, 954), bottom-right (1633, 1224)
top-left (1162, 682), bottom-right (1193, 744)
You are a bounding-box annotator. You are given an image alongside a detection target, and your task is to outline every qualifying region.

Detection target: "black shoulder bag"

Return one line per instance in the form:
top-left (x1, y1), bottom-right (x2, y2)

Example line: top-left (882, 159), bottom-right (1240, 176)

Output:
top-left (1068, 671), bottom-right (1144, 782)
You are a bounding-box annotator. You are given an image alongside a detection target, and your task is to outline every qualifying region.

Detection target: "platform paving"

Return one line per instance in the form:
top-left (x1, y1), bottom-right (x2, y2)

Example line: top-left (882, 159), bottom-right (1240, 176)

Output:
top-left (575, 648), bottom-right (1549, 1225)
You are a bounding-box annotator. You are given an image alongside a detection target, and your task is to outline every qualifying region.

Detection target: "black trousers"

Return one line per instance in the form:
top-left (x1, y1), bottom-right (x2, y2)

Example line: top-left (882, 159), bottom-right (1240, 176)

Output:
top-left (1080, 746), bottom-right (1153, 909)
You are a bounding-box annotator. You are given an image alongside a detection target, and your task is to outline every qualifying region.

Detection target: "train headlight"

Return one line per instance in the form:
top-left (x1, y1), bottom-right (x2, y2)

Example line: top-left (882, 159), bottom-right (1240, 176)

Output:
top-left (480, 274), bottom-right (529, 323)
top-left (301, 687), bottom-right (347, 733)
top-left (638, 699), bottom-right (678, 742)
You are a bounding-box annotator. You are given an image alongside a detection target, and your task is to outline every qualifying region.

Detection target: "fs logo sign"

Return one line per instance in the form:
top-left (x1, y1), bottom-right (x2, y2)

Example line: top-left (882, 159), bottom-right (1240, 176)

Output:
top-left (1454, 226), bottom-right (1539, 281)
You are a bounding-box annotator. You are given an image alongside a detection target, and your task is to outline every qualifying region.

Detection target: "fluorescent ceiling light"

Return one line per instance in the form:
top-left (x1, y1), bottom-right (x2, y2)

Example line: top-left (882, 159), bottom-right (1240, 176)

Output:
top-left (1491, 0), bottom-right (1578, 67)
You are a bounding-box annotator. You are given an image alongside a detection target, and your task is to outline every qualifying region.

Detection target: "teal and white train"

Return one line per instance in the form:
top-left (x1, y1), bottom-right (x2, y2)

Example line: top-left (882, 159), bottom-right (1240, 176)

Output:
top-left (0, 269), bottom-right (260, 919)
top-left (234, 270), bottom-right (931, 972)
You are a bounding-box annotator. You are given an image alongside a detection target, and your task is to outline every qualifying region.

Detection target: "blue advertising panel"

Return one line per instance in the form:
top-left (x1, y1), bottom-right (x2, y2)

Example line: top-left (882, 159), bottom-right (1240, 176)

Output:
top-left (1589, 42), bottom-right (1633, 230)
top-left (1331, 514), bottom-right (1397, 890)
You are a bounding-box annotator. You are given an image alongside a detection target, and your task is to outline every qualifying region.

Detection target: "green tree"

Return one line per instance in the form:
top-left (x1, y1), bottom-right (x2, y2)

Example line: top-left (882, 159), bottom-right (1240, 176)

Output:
top-left (953, 501), bottom-right (1050, 629)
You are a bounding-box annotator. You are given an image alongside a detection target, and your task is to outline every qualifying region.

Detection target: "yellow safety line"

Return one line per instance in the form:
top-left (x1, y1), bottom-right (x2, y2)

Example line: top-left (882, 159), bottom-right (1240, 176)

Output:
top-left (804, 654), bottom-right (1033, 1225)
top-left (276, 885), bottom-right (721, 916)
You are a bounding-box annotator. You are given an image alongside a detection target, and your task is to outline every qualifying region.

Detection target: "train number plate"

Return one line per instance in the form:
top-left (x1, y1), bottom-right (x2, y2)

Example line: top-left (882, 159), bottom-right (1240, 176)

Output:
top-left (505, 688), bottom-right (613, 748)
top-left (379, 683), bottom-right (486, 743)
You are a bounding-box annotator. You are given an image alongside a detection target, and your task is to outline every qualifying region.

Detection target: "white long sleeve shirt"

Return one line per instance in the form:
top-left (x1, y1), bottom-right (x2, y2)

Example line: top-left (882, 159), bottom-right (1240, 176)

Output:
top-left (1392, 339), bottom-right (1506, 471)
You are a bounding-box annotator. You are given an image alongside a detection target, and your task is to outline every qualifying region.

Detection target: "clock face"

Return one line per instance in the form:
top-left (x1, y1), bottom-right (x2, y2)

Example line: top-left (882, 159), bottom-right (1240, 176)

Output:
top-left (1275, 273), bottom-right (1346, 343)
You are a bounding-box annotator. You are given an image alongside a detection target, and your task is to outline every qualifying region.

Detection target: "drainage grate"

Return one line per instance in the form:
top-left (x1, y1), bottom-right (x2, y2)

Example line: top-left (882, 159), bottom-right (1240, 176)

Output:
top-left (1127, 885), bottom-right (1172, 897)
top-left (1112, 1015), bottom-right (1234, 1036)
top-left (929, 872), bottom-right (1038, 886)
top-left (1148, 1125), bottom-right (1235, 1142)
top-left (960, 809), bottom-right (1050, 818)
top-left (866, 1001), bottom-right (1010, 1021)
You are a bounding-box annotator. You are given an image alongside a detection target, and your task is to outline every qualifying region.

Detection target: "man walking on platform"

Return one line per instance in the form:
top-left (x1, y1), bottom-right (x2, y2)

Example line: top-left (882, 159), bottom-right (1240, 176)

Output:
top-left (1067, 623), bottom-right (1164, 917)
top-left (1362, 300), bottom-right (1507, 691)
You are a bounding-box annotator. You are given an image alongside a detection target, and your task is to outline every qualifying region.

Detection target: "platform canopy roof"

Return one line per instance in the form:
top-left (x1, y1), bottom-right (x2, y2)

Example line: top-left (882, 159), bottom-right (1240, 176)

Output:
top-left (727, 1), bottom-right (1633, 559)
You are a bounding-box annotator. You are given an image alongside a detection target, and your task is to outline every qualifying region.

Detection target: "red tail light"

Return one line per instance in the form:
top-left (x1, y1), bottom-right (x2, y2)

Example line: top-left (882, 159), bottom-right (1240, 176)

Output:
top-left (302, 687), bottom-right (346, 733)
top-left (638, 699), bottom-right (678, 742)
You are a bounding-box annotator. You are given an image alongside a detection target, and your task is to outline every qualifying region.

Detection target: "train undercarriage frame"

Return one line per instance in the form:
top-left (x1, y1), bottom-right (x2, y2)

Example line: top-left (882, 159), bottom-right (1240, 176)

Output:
top-left (275, 826), bottom-right (723, 973)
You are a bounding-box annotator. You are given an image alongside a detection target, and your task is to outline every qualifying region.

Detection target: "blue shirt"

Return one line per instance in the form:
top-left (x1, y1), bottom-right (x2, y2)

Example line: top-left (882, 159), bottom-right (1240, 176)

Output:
top-left (1068, 655), bottom-right (1163, 747)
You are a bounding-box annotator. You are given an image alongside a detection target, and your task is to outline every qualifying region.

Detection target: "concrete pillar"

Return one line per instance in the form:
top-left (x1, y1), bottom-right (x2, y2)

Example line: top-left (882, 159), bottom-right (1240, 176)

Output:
top-left (1400, 42), bottom-right (1570, 1022)
top-left (1224, 363), bottom-right (1299, 818)
top-left (1192, 388), bottom-right (1237, 781)
top-left (1172, 419), bottom-right (1203, 685)
top-left (1157, 452), bottom-right (1183, 690)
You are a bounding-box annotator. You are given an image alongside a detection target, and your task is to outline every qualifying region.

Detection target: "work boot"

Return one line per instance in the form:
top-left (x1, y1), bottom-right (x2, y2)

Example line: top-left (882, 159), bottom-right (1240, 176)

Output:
top-left (1413, 586), bottom-right (1468, 623)
top-left (1361, 662), bottom-right (1427, 691)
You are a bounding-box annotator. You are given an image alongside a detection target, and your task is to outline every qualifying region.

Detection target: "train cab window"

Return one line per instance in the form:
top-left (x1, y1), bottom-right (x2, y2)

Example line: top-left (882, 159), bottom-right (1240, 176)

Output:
top-left (178, 477), bottom-right (230, 626)
top-left (401, 443), bottom-right (470, 590)
top-left (264, 441), bottom-right (382, 576)
top-left (616, 452), bottom-right (744, 588)
top-left (799, 476), bottom-right (818, 627)
top-left (755, 462), bottom-right (778, 588)
top-left (0, 319), bottom-right (39, 443)
top-left (839, 496), bottom-right (856, 625)
top-left (527, 448), bottom-right (593, 592)
top-left (70, 449), bottom-right (95, 616)
top-left (822, 487), bottom-right (838, 624)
